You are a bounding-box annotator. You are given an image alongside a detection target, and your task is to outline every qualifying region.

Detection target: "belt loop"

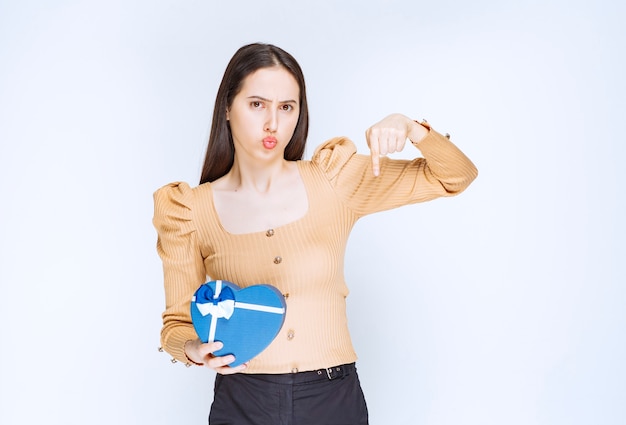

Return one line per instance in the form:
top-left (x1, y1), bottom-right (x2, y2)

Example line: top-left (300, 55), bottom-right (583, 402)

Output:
top-left (326, 368), bottom-right (333, 380)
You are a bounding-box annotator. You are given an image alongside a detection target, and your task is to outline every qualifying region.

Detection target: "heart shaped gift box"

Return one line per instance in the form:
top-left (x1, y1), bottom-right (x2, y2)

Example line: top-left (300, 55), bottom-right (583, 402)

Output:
top-left (190, 280), bottom-right (287, 367)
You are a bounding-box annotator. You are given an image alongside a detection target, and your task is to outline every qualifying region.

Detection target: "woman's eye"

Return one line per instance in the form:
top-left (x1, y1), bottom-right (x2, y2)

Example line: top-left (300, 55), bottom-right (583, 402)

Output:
top-left (251, 101), bottom-right (262, 108)
top-left (281, 104), bottom-right (293, 111)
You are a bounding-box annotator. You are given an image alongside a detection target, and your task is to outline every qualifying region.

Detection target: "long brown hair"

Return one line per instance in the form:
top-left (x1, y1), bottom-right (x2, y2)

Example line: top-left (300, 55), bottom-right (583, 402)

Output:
top-left (199, 43), bottom-right (309, 184)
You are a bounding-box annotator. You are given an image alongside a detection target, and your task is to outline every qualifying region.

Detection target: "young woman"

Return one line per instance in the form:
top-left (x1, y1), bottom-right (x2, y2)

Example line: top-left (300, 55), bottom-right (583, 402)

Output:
top-left (153, 43), bottom-right (477, 425)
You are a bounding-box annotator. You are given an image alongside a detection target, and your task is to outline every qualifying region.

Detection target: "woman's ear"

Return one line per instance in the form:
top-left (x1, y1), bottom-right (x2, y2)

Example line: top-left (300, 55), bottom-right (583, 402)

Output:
top-left (226, 108), bottom-right (230, 121)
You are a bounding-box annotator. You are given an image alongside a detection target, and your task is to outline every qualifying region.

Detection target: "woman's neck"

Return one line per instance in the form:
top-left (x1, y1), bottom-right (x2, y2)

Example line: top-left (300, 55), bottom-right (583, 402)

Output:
top-left (220, 157), bottom-right (294, 194)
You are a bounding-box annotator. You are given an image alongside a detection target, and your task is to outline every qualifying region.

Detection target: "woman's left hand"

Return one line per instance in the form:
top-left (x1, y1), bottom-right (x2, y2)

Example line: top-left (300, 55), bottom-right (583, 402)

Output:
top-left (365, 113), bottom-right (428, 176)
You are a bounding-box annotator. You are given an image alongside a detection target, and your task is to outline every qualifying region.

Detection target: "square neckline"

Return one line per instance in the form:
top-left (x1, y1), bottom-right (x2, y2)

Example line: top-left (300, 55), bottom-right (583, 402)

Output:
top-left (204, 161), bottom-right (312, 237)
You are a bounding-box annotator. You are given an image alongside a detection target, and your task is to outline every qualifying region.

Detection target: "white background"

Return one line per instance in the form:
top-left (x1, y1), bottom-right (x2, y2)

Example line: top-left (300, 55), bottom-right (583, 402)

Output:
top-left (1, 1), bottom-right (624, 424)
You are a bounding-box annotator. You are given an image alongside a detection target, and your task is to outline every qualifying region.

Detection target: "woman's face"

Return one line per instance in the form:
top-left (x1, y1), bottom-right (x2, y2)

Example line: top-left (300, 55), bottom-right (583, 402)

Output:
top-left (227, 66), bottom-right (300, 161)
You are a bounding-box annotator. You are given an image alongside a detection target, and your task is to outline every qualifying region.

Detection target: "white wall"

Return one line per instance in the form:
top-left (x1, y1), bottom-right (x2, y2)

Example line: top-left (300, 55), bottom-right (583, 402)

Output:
top-left (1, 1), bottom-right (624, 424)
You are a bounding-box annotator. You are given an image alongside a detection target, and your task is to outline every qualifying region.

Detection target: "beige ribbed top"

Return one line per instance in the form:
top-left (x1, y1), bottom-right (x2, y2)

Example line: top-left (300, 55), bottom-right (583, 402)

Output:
top-left (153, 129), bottom-right (477, 373)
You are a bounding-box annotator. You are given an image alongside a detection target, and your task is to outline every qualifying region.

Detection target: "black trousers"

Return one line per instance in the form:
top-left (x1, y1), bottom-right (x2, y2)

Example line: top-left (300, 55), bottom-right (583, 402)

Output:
top-left (209, 363), bottom-right (369, 425)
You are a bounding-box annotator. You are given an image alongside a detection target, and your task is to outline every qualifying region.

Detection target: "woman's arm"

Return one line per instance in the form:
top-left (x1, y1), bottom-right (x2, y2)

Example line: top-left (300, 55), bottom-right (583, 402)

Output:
top-left (153, 182), bottom-right (246, 373)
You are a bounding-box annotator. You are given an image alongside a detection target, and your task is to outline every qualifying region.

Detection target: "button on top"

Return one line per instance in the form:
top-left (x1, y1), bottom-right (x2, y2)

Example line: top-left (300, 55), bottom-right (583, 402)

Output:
top-left (274, 256), bottom-right (282, 264)
top-left (266, 229), bottom-right (275, 237)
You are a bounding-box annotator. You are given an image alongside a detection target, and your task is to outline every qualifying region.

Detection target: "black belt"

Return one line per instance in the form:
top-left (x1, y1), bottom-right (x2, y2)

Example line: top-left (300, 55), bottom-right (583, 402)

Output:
top-left (220, 363), bottom-right (357, 386)
top-left (293, 363), bottom-right (356, 383)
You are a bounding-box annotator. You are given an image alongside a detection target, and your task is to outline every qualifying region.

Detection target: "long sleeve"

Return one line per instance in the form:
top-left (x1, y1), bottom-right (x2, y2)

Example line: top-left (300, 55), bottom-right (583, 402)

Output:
top-left (153, 182), bottom-right (206, 363)
top-left (311, 127), bottom-right (477, 216)
top-left (411, 127), bottom-right (478, 195)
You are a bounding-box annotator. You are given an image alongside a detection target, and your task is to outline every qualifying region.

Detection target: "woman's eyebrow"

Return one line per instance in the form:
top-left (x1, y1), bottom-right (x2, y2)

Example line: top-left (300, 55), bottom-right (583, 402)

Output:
top-left (247, 95), bottom-right (298, 104)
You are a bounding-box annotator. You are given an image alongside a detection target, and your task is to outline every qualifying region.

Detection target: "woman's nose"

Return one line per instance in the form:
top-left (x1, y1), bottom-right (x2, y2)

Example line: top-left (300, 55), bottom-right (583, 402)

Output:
top-left (265, 109), bottom-right (278, 132)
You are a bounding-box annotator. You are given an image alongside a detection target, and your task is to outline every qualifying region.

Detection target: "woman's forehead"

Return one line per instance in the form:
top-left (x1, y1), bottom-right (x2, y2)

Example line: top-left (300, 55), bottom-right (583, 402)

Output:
top-left (238, 67), bottom-right (299, 99)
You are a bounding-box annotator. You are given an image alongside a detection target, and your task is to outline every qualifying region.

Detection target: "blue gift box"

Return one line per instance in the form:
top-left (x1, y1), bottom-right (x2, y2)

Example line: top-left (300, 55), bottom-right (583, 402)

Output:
top-left (190, 280), bottom-right (287, 367)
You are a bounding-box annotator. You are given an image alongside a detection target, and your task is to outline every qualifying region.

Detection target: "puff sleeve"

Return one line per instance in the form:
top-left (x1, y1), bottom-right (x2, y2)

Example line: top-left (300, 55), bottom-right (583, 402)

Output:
top-left (153, 182), bottom-right (206, 364)
top-left (311, 128), bottom-right (477, 216)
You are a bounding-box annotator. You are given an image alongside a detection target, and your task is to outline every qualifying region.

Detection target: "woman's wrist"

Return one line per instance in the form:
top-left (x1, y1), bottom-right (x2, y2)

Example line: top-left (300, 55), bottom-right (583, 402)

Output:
top-left (184, 340), bottom-right (205, 366)
top-left (409, 119), bottom-right (430, 144)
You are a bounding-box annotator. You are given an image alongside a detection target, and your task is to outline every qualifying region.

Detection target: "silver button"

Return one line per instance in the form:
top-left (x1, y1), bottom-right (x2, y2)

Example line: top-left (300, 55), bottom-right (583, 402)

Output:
top-left (274, 256), bottom-right (282, 264)
top-left (445, 133), bottom-right (451, 139)
top-left (292, 367), bottom-right (299, 373)
top-left (170, 358), bottom-right (177, 364)
top-left (287, 329), bottom-right (295, 340)
top-left (158, 347), bottom-right (164, 352)
top-left (266, 229), bottom-right (275, 237)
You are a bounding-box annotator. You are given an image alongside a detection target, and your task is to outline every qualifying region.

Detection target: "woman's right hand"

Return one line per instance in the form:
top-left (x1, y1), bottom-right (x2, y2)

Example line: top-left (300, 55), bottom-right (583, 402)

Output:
top-left (184, 339), bottom-right (248, 374)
